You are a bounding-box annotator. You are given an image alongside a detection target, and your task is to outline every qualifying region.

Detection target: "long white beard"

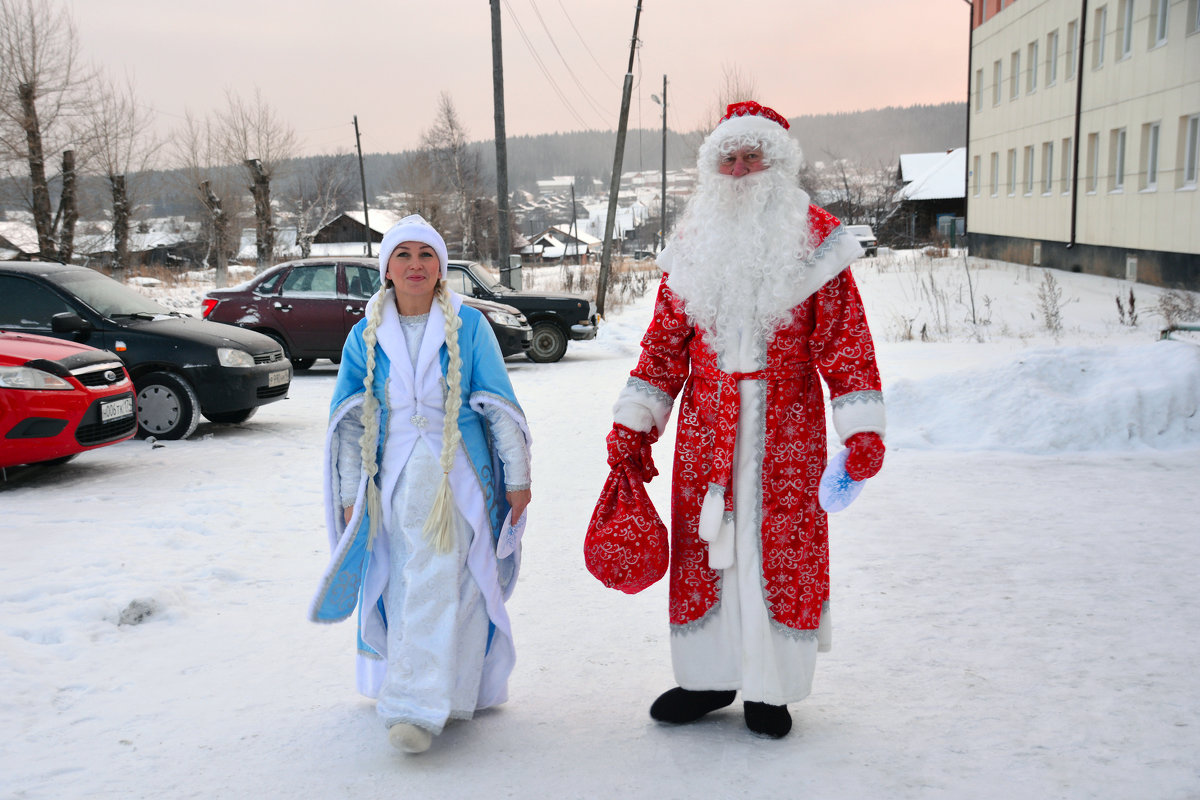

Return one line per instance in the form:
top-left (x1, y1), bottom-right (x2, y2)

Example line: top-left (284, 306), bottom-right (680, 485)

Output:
top-left (664, 169), bottom-right (815, 359)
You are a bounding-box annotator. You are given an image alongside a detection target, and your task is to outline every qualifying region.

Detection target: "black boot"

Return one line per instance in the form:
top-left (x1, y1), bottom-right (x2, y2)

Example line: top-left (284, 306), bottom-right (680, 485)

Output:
top-left (649, 687), bottom-right (737, 724)
top-left (743, 701), bottom-right (792, 738)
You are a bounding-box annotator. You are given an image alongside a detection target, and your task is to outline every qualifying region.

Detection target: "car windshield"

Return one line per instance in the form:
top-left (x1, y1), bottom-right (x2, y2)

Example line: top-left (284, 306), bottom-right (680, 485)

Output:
top-left (469, 263), bottom-right (504, 291)
top-left (847, 226), bottom-right (873, 236)
top-left (49, 269), bottom-right (170, 318)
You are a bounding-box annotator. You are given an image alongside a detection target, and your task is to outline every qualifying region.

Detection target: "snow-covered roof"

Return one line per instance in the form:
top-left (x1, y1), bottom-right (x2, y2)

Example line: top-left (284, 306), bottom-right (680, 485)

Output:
top-left (548, 224), bottom-right (602, 246)
top-left (0, 220), bottom-right (38, 253)
top-left (895, 148), bottom-right (966, 202)
top-left (343, 209), bottom-right (405, 235)
top-left (898, 152), bottom-right (951, 184)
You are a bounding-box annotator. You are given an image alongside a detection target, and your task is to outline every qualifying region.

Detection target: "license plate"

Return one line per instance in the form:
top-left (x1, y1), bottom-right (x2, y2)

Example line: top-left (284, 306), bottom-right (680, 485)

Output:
top-left (268, 369), bottom-right (289, 387)
top-left (101, 396), bottom-right (134, 422)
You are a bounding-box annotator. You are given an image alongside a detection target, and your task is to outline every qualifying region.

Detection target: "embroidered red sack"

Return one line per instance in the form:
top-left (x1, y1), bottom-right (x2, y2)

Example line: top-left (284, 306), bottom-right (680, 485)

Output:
top-left (584, 426), bottom-right (669, 594)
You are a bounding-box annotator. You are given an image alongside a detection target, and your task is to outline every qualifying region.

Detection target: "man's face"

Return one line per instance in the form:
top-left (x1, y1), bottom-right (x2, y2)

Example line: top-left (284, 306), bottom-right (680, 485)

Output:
top-left (718, 145), bottom-right (768, 177)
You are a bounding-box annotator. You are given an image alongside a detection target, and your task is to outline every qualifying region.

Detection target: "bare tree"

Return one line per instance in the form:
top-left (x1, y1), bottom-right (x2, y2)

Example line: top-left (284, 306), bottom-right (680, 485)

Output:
top-left (386, 150), bottom-right (446, 230)
top-left (285, 153), bottom-right (356, 258)
top-left (420, 92), bottom-right (487, 259)
top-left (218, 87), bottom-right (296, 271)
top-left (173, 111), bottom-right (243, 287)
top-left (90, 75), bottom-right (161, 279)
top-left (0, 0), bottom-right (95, 261)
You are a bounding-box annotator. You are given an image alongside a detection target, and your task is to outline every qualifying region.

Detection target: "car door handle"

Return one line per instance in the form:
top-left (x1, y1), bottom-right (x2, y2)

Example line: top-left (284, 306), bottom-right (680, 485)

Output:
top-left (346, 305), bottom-right (363, 315)
top-left (273, 302), bottom-right (292, 312)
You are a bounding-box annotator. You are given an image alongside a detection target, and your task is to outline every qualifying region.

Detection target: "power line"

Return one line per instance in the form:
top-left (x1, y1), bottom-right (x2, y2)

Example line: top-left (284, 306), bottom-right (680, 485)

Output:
top-left (501, 0), bottom-right (594, 130)
top-left (556, 0), bottom-right (621, 90)
top-left (527, 0), bottom-right (612, 123)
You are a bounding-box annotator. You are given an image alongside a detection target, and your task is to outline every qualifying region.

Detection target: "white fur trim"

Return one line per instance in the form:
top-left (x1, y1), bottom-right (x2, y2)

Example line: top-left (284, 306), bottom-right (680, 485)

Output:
top-left (698, 485), bottom-right (725, 544)
top-left (707, 512), bottom-right (735, 570)
top-left (831, 390), bottom-right (886, 443)
top-left (612, 377), bottom-right (673, 434)
top-left (711, 113), bottom-right (787, 141)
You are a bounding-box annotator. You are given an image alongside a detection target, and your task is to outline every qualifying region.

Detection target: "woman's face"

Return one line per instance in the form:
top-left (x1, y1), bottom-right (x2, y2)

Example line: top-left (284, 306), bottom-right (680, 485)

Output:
top-left (386, 241), bottom-right (440, 300)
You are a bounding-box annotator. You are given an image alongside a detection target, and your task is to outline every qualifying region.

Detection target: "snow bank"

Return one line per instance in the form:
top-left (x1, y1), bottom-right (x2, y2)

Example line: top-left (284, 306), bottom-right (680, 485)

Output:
top-left (886, 340), bottom-right (1200, 451)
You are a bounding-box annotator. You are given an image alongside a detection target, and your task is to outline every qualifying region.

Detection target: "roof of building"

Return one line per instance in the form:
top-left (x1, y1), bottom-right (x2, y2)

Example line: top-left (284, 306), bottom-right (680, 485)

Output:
top-left (895, 147), bottom-right (966, 202)
top-left (898, 152), bottom-right (951, 184)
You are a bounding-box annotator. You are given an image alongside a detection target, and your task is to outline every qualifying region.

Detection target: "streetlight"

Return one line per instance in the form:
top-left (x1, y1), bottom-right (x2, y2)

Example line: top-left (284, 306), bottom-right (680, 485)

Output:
top-left (650, 75), bottom-right (667, 253)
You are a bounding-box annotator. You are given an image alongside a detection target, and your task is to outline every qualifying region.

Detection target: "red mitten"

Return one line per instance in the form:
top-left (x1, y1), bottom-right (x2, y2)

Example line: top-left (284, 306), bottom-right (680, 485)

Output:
top-left (844, 432), bottom-right (885, 481)
top-left (584, 460), bottom-right (669, 594)
top-left (605, 424), bottom-right (659, 482)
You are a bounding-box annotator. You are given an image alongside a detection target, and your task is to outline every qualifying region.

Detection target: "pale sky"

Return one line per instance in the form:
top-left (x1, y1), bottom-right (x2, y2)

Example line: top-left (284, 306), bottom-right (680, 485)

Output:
top-left (66, 0), bottom-right (970, 157)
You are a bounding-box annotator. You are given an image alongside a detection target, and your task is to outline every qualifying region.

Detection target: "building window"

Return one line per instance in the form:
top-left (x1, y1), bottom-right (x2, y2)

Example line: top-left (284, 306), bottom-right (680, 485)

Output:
top-left (1062, 136), bottom-right (1074, 193)
top-left (993, 60), bottom-right (1003, 105)
top-left (1027, 41), bottom-right (1039, 92)
top-left (1094, 6), bottom-right (1108, 69)
top-left (1007, 149), bottom-right (1018, 195)
top-left (1179, 114), bottom-right (1199, 188)
top-left (1011, 51), bottom-right (1021, 99)
top-left (1024, 146), bottom-right (1035, 195)
top-left (1067, 20), bottom-right (1079, 79)
top-left (1109, 128), bottom-right (1127, 191)
top-left (1117, 0), bottom-right (1134, 59)
top-left (1086, 132), bottom-right (1100, 192)
top-left (990, 151), bottom-right (1000, 196)
top-left (1047, 30), bottom-right (1060, 85)
top-left (973, 155), bottom-right (982, 196)
top-left (1150, 0), bottom-right (1169, 46)
top-left (1042, 142), bottom-right (1055, 194)
top-left (975, 68), bottom-right (984, 112)
top-left (1140, 122), bottom-right (1160, 190)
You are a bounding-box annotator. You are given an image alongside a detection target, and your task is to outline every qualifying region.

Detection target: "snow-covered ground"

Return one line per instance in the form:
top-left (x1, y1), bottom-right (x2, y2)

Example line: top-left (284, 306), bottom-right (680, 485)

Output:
top-left (3, 252), bottom-right (1200, 799)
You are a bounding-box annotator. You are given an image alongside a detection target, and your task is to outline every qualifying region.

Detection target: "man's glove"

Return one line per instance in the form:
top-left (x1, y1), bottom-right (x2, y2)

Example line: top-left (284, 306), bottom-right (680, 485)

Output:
top-left (844, 432), bottom-right (885, 481)
top-left (606, 424), bottom-right (659, 482)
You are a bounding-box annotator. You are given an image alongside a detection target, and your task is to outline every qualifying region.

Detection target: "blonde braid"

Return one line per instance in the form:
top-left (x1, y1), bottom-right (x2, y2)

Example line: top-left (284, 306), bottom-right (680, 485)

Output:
top-left (358, 284), bottom-right (390, 551)
top-left (423, 281), bottom-right (464, 553)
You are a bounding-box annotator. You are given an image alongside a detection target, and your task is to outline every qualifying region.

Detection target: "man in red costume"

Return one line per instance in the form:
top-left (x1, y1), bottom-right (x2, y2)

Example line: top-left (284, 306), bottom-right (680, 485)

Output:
top-left (606, 101), bottom-right (886, 738)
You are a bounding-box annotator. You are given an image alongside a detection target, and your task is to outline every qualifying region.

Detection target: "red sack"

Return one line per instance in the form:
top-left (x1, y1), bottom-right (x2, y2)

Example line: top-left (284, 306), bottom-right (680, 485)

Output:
top-left (584, 459), bottom-right (669, 595)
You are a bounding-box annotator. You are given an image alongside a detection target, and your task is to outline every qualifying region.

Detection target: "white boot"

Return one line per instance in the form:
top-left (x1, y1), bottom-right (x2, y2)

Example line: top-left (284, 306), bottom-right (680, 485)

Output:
top-left (388, 723), bottom-right (433, 754)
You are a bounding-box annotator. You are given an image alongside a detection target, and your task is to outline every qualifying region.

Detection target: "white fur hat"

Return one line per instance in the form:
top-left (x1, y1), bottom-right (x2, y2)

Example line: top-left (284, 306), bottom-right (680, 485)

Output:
top-left (378, 214), bottom-right (449, 279)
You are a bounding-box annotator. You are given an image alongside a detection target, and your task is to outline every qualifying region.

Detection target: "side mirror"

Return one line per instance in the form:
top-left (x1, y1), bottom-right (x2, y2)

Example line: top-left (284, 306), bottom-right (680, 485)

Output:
top-left (50, 312), bottom-right (91, 333)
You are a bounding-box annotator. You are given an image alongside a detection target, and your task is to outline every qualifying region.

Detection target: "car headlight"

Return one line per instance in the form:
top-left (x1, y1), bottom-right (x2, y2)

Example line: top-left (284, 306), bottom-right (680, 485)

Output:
top-left (0, 365), bottom-right (73, 390)
top-left (486, 310), bottom-right (523, 328)
top-left (217, 347), bottom-right (254, 368)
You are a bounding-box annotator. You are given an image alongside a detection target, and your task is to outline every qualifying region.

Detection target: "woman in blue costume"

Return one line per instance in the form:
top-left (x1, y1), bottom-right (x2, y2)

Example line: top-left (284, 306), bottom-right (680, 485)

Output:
top-left (310, 215), bottom-right (531, 754)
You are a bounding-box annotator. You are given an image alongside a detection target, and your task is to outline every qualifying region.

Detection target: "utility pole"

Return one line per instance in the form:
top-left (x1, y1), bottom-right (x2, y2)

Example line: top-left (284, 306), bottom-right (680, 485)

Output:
top-left (651, 75), bottom-right (667, 252)
top-left (491, 0), bottom-right (513, 285)
top-left (597, 0), bottom-right (643, 318)
top-left (354, 115), bottom-right (372, 257)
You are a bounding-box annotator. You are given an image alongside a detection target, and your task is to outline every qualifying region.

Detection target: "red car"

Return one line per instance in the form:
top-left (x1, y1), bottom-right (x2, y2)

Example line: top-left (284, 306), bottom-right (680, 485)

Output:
top-left (0, 331), bottom-right (137, 469)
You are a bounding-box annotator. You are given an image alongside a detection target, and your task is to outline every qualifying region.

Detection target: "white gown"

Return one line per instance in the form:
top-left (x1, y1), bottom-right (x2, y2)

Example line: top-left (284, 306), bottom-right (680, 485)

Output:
top-left (337, 312), bottom-right (528, 734)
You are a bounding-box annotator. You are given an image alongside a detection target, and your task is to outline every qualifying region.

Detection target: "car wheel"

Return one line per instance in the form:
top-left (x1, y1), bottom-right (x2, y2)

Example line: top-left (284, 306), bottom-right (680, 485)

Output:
top-left (135, 371), bottom-right (201, 440)
top-left (290, 357), bottom-right (315, 371)
top-left (526, 321), bottom-right (567, 363)
top-left (202, 407), bottom-right (258, 424)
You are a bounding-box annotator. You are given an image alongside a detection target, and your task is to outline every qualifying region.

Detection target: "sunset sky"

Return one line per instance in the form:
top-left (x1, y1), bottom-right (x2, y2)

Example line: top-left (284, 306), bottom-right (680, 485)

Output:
top-left (66, 0), bottom-right (971, 156)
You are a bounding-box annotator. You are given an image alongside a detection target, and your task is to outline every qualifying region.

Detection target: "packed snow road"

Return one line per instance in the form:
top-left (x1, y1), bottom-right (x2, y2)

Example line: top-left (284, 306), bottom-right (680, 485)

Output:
top-left (4, 280), bottom-right (1200, 799)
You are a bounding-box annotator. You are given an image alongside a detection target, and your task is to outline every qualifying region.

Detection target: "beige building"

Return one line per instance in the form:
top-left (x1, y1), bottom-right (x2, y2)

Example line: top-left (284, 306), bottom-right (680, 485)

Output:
top-left (967, 0), bottom-right (1199, 287)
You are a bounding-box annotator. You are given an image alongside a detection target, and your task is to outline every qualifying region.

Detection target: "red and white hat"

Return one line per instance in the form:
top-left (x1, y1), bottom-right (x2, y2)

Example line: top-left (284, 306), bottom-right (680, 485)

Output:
top-left (711, 100), bottom-right (790, 138)
top-left (697, 99), bottom-right (802, 177)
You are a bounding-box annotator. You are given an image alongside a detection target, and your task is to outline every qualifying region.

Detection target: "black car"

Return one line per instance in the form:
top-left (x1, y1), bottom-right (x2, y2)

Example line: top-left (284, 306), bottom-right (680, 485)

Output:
top-left (0, 262), bottom-right (291, 440)
top-left (201, 257), bottom-right (532, 365)
top-left (445, 260), bottom-right (597, 363)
